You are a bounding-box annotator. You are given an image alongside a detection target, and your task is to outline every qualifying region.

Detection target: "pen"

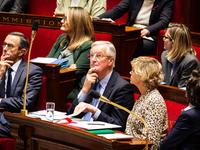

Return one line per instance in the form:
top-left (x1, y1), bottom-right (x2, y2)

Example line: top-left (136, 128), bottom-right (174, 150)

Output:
top-left (87, 123), bottom-right (105, 125)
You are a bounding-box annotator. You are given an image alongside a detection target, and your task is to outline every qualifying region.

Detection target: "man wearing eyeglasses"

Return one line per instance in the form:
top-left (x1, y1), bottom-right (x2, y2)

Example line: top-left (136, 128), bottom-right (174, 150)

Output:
top-left (68, 41), bottom-right (134, 132)
top-left (0, 32), bottom-right (43, 138)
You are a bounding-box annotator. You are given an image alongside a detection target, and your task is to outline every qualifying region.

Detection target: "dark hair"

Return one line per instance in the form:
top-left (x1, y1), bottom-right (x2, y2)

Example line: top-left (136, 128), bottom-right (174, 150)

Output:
top-left (186, 68), bottom-right (200, 108)
top-left (8, 32), bottom-right (29, 55)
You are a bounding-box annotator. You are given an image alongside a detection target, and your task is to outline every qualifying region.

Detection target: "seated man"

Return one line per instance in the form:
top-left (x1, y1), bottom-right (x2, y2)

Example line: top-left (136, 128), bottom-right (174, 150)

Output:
top-left (0, 0), bottom-right (30, 13)
top-left (68, 41), bottom-right (134, 131)
top-left (98, 0), bottom-right (175, 58)
top-left (0, 32), bottom-right (43, 138)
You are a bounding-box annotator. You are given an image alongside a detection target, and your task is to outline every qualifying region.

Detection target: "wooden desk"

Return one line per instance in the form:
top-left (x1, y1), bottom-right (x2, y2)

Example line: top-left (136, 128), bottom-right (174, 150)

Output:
top-left (122, 76), bottom-right (188, 105)
top-left (4, 112), bottom-right (152, 150)
top-left (32, 62), bottom-right (77, 111)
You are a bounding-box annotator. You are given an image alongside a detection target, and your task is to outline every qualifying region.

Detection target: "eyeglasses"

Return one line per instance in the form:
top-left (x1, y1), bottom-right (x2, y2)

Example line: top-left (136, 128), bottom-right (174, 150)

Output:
top-left (1, 42), bottom-right (14, 49)
top-left (88, 54), bottom-right (111, 60)
top-left (162, 34), bottom-right (172, 41)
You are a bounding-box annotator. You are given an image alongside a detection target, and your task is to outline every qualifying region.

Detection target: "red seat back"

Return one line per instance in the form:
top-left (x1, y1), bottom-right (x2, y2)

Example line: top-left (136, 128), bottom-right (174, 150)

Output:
top-left (27, 0), bottom-right (56, 16)
top-left (0, 138), bottom-right (15, 150)
top-left (36, 77), bottom-right (47, 110)
top-left (165, 100), bottom-right (187, 133)
top-left (106, 0), bottom-right (128, 24)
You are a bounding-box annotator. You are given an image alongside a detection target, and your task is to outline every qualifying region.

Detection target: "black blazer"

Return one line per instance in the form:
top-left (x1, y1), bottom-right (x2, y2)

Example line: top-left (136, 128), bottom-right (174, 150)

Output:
top-left (0, 58), bottom-right (43, 112)
top-left (160, 107), bottom-right (200, 150)
top-left (0, 0), bottom-right (29, 13)
top-left (68, 70), bottom-right (135, 131)
top-left (161, 50), bottom-right (199, 87)
top-left (99, 0), bottom-right (175, 38)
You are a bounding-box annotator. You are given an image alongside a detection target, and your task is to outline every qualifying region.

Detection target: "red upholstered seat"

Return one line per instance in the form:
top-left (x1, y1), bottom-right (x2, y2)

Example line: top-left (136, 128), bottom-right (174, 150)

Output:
top-left (193, 46), bottom-right (200, 61)
top-left (165, 100), bottom-right (187, 133)
top-left (0, 138), bottom-right (15, 150)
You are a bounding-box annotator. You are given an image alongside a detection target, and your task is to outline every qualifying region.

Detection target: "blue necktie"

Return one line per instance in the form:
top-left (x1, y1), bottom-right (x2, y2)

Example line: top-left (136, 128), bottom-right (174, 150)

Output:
top-left (83, 82), bottom-right (100, 121)
top-left (6, 68), bottom-right (12, 98)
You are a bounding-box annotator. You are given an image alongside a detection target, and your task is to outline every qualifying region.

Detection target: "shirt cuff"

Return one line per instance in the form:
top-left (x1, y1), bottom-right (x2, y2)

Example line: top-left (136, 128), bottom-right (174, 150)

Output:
top-left (92, 109), bottom-right (101, 120)
top-left (78, 91), bottom-right (88, 103)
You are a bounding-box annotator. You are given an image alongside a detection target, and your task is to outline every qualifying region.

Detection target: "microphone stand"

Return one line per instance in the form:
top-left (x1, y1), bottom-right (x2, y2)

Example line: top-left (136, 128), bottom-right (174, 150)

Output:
top-left (21, 24), bottom-right (38, 116)
top-left (97, 95), bottom-right (149, 150)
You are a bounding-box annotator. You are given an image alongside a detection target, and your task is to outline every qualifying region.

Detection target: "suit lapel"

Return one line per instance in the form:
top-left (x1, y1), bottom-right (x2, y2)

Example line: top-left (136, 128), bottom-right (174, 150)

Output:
top-left (0, 74), bottom-right (6, 98)
top-left (98, 70), bottom-right (116, 108)
top-left (10, 59), bottom-right (26, 96)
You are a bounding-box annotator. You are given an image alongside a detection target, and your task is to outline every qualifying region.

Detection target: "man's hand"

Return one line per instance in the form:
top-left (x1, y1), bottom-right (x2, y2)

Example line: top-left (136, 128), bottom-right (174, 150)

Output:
top-left (74, 102), bottom-right (98, 115)
top-left (141, 29), bottom-right (150, 37)
top-left (81, 68), bottom-right (98, 94)
top-left (0, 54), bottom-right (13, 79)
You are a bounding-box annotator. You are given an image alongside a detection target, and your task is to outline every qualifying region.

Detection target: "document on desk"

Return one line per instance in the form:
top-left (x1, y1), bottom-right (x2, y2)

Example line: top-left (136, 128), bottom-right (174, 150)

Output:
top-left (65, 121), bottom-right (121, 130)
top-left (97, 133), bottom-right (134, 140)
top-left (27, 110), bottom-right (68, 121)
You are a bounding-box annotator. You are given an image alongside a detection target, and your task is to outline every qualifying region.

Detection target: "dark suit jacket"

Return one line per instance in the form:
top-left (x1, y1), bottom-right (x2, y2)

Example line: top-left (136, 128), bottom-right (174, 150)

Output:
top-left (160, 107), bottom-right (200, 150)
top-left (99, 0), bottom-right (175, 38)
top-left (161, 50), bottom-right (199, 87)
top-left (68, 70), bottom-right (135, 131)
top-left (0, 0), bottom-right (29, 13)
top-left (0, 58), bottom-right (43, 112)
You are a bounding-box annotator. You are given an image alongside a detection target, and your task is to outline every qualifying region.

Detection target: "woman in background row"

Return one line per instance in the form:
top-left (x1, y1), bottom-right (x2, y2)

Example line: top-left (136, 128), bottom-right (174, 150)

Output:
top-left (160, 68), bottom-right (200, 149)
top-left (54, 0), bottom-right (106, 17)
top-left (126, 57), bottom-right (168, 150)
top-left (161, 23), bottom-right (199, 88)
top-left (47, 7), bottom-right (95, 103)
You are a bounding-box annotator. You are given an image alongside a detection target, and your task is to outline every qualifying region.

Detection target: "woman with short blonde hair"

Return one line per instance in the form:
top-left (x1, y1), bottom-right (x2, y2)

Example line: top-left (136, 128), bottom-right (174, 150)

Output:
top-left (126, 56), bottom-right (168, 150)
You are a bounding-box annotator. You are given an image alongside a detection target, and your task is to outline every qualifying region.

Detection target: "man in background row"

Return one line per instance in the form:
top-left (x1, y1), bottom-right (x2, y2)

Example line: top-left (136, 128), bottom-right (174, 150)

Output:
top-left (0, 32), bottom-right (42, 138)
top-left (0, 0), bottom-right (30, 13)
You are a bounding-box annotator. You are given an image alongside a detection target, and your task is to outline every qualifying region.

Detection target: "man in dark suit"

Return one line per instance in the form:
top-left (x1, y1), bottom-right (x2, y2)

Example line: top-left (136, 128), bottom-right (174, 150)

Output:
top-left (0, 0), bottom-right (29, 13)
top-left (98, 0), bottom-right (175, 58)
top-left (68, 41), bottom-right (134, 132)
top-left (0, 32), bottom-right (43, 138)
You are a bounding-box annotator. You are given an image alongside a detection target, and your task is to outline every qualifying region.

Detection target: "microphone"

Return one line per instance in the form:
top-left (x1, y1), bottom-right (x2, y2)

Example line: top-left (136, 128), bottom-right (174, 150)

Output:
top-left (21, 21), bottom-right (39, 116)
top-left (88, 89), bottom-right (149, 150)
top-left (31, 21), bottom-right (39, 42)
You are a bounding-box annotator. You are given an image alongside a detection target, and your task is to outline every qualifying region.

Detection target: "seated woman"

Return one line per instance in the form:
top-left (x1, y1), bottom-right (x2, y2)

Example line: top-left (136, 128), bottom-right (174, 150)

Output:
top-left (47, 7), bottom-right (96, 103)
top-left (160, 68), bottom-right (200, 149)
top-left (161, 23), bottom-right (199, 88)
top-left (54, 0), bottom-right (106, 17)
top-left (125, 56), bottom-right (168, 150)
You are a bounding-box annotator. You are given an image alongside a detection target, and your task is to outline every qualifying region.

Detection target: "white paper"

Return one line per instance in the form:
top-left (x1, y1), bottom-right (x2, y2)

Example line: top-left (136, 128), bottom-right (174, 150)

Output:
top-left (65, 121), bottom-right (121, 130)
top-left (30, 57), bottom-right (57, 64)
top-left (98, 133), bottom-right (133, 140)
top-left (27, 110), bottom-right (68, 121)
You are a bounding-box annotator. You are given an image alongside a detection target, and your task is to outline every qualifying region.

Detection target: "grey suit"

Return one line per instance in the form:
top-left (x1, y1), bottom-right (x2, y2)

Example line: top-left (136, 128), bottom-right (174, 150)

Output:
top-left (0, 58), bottom-right (43, 138)
top-left (161, 50), bottom-right (199, 87)
top-left (0, 0), bottom-right (29, 13)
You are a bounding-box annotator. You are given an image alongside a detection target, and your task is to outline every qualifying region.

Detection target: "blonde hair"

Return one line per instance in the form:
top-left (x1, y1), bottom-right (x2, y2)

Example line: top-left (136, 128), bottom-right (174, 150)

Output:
top-left (166, 23), bottom-right (196, 62)
top-left (61, 7), bottom-right (95, 51)
top-left (131, 57), bottom-right (164, 90)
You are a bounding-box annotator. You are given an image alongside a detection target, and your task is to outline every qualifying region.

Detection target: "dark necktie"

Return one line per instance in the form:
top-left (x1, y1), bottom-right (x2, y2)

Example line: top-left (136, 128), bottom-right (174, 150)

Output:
top-left (82, 82), bottom-right (100, 121)
top-left (6, 68), bottom-right (12, 98)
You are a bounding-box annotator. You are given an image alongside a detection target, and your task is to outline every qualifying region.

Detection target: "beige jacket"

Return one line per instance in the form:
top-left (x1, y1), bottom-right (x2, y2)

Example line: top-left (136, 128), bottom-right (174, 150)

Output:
top-left (55, 0), bottom-right (106, 17)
